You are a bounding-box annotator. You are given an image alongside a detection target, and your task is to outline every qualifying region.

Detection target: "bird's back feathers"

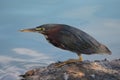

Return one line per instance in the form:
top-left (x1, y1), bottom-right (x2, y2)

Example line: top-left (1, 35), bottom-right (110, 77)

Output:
top-left (55, 25), bottom-right (111, 55)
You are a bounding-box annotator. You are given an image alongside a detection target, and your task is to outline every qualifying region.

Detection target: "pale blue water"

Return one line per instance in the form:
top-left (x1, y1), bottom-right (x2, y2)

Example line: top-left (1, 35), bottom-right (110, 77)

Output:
top-left (0, 0), bottom-right (120, 79)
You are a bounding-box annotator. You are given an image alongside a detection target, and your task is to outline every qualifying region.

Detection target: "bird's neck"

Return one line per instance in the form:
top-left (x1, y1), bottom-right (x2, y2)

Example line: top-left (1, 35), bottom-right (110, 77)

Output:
top-left (45, 26), bottom-right (62, 35)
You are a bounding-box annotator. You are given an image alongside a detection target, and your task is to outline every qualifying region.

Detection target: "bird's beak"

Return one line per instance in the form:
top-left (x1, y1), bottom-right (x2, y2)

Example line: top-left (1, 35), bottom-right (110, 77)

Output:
top-left (19, 28), bottom-right (37, 32)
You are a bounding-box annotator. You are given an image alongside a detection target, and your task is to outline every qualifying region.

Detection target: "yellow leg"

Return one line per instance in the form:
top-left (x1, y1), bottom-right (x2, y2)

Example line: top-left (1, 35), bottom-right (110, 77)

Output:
top-left (55, 54), bottom-right (83, 67)
top-left (79, 54), bottom-right (83, 61)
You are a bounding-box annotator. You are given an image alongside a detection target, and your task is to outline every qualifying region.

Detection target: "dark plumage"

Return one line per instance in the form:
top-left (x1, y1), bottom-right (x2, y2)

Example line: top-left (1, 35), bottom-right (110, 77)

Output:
top-left (20, 24), bottom-right (111, 61)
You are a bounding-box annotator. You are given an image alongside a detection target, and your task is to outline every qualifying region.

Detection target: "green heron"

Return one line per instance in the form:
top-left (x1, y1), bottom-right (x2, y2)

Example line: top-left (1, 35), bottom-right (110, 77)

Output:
top-left (20, 24), bottom-right (111, 66)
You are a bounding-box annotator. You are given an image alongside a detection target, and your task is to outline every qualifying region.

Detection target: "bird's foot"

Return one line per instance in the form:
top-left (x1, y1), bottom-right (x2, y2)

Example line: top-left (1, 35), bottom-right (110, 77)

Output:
top-left (55, 59), bottom-right (82, 68)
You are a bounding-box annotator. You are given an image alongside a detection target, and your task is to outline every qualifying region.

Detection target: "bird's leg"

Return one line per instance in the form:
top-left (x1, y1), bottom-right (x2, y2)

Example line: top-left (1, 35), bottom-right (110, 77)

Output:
top-left (55, 54), bottom-right (83, 67)
top-left (79, 54), bottom-right (83, 61)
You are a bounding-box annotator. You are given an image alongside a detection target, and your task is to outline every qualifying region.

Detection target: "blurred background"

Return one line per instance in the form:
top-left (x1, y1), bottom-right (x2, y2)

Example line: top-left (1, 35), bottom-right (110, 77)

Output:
top-left (0, 0), bottom-right (120, 79)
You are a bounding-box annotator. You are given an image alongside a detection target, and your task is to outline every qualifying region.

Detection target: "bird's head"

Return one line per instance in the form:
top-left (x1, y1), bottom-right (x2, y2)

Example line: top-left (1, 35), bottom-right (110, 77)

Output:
top-left (20, 24), bottom-right (63, 35)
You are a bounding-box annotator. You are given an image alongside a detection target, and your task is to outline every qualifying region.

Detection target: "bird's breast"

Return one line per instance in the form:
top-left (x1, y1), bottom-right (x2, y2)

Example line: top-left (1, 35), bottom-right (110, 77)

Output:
top-left (45, 34), bottom-right (65, 49)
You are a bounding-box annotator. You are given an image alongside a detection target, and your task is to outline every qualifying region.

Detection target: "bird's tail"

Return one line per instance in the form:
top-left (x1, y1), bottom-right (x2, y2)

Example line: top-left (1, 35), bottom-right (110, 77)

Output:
top-left (98, 44), bottom-right (112, 55)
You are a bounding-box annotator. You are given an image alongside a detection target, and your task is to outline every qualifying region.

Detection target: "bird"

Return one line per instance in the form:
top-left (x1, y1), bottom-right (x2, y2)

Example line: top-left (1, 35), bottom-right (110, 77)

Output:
top-left (20, 24), bottom-right (111, 66)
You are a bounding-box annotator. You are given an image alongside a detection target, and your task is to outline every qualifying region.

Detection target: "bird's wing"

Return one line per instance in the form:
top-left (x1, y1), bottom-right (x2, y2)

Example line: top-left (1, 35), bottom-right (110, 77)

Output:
top-left (59, 30), bottom-right (85, 53)
top-left (59, 29), bottom-right (100, 54)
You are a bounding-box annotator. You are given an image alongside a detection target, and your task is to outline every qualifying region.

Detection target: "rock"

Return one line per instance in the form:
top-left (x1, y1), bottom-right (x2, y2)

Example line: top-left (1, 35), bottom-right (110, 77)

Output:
top-left (20, 59), bottom-right (120, 80)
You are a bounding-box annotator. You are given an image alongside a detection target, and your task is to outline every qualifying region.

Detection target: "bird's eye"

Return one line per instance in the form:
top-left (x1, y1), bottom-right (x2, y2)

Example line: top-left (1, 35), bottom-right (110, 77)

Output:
top-left (36, 28), bottom-right (45, 31)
